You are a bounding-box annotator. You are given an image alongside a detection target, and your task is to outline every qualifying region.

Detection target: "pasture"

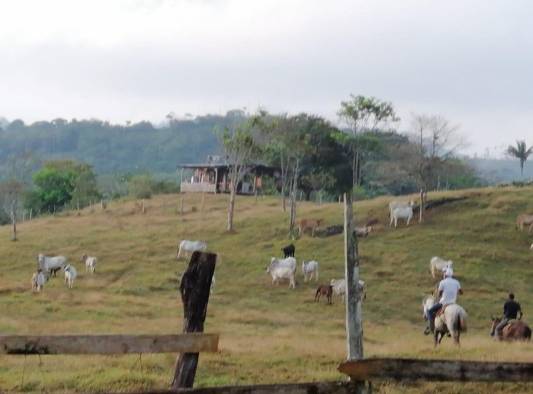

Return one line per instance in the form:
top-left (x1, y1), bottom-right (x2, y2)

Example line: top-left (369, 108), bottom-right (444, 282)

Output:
top-left (1, 187), bottom-right (533, 393)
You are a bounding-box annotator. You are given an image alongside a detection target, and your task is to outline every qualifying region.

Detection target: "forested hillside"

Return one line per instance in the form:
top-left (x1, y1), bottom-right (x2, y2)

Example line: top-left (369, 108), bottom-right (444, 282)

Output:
top-left (0, 112), bottom-right (245, 174)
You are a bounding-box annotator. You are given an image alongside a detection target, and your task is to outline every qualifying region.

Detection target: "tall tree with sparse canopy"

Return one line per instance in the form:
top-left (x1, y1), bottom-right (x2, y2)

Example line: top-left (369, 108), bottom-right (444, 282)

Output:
top-left (337, 95), bottom-right (398, 188)
top-left (507, 140), bottom-right (533, 177)
top-left (220, 117), bottom-right (262, 232)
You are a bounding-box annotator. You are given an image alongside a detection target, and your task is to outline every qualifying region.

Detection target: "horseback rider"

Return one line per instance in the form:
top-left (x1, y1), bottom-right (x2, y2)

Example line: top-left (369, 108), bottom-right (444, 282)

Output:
top-left (492, 293), bottom-right (523, 339)
top-left (426, 267), bottom-right (463, 334)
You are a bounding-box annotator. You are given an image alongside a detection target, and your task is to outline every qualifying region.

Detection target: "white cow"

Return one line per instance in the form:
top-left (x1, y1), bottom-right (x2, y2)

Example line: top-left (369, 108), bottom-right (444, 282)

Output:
top-left (31, 270), bottom-right (46, 292)
top-left (64, 264), bottom-right (77, 289)
top-left (177, 240), bottom-right (207, 260)
top-left (38, 253), bottom-right (67, 275)
top-left (530, 243), bottom-right (533, 251)
top-left (267, 257), bottom-right (296, 289)
top-left (330, 278), bottom-right (366, 302)
top-left (301, 260), bottom-right (319, 282)
top-left (82, 254), bottom-right (97, 273)
top-left (429, 256), bottom-right (453, 279)
top-left (390, 206), bottom-right (413, 228)
top-left (388, 200), bottom-right (414, 217)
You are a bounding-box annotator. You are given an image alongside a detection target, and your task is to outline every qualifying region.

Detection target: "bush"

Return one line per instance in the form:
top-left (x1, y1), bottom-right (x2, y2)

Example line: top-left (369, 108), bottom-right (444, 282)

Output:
top-left (128, 175), bottom-right (153, 199)
top-left (0, 209), bottom-right (10, 225)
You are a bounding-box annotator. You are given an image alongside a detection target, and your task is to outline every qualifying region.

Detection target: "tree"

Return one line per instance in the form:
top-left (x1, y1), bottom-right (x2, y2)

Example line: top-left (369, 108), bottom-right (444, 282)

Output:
top-left (405, 114), bottom-right (463, 221)
top-left (507, 140), bottom-right (533, 178)
top-left (27, 160), bottom-right (100, 213)
top-left (219, 117), bottom-right (262, 232)
top-left (0, 180), bottom-right (24, 240)
top-left (337, 95), bottom-right (398, 188)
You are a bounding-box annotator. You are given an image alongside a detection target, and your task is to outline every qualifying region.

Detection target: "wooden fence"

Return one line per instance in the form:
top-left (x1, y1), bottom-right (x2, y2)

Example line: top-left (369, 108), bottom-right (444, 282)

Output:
top-left (2, 251), bottom-right (218, 391)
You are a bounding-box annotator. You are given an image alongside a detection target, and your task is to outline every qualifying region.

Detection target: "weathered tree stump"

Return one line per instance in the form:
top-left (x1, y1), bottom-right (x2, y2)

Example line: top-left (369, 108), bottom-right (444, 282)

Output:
top-left (172, 251), bottom-right (217, 389)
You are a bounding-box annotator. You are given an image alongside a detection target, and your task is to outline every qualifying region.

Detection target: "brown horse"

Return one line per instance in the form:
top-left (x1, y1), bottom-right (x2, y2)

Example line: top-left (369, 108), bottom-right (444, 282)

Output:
top-left (490, 317), bottom-right (532, 341)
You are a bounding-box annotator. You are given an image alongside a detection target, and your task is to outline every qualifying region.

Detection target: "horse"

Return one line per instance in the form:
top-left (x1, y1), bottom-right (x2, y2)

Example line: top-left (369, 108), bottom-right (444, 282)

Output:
top-left (423, 296), bottom-right (467, 346)
top-left (490, 317), bottom-right (531, 341)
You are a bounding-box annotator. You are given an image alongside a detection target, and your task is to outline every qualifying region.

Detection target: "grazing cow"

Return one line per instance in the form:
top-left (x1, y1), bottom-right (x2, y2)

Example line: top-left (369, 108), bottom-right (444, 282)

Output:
top-left (177, 240), bottom-right (207, 260)
top-left (64, 264), bottom-right (77, 289)
top-left (530, 243), bottom-right (533, 251)
top-left (516, 214), bottom-right (533, 232)
top-left (31, 270), bottom-right (46, 292)
top-left (297, 219), bottom-right (323, 237)
top-left (430, 257), bottom-right (453, 279)
top-left (388, 200), bottom-right (414, 217)
top-left (390, 206), bottom-right (413, 228)
top-left (302, 260), bottom-right (319, 282)
top-left (490, 317), bottom-right (531, 341)
top-left (282, 244), bottom-right (295, 258)
top-left (315, 285), bottom-right (333, 304)
top-left (267, 257), bottom-right (296, 289)
top-left (37, 254), bottom-right (67, 276)
top-left (330, 278), bottom-right (366, 302)
top-left (354, 226), bottom-right (372, 237)
top-left (81, 254), bottom-right (97, 273)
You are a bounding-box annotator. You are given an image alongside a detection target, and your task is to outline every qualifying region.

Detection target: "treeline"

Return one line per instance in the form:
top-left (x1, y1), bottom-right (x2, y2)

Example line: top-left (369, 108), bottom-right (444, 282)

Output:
top-left (0, 96), bottom-right (486, 232)
top-left (0, 112), bottom-right (247, 174)
top-left (218, 99), bottom-right (485, 232)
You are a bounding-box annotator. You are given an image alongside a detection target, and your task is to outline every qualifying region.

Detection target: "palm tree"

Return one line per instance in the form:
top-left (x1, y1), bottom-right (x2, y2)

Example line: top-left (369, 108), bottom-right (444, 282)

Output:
top-left (507, 140), bottom-right (533, 177)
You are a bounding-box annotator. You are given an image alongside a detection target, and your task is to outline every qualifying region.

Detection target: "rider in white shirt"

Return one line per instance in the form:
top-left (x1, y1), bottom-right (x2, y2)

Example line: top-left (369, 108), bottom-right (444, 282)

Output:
top-left (427, 267), bottom-right (463, 334)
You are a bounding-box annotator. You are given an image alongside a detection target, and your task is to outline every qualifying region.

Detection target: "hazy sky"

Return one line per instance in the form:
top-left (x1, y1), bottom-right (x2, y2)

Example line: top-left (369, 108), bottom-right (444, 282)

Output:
top-left (1, 0), bottom-right (532, 156)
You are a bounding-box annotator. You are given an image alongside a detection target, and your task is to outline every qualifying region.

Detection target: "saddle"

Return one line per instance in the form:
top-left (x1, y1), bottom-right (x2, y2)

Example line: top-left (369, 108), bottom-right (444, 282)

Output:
top-left (436, 303), bottom-right (454, 317)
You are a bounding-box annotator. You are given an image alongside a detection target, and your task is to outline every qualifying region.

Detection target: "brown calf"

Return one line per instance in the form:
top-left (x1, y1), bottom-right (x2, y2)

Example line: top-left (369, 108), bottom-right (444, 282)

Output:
top-left (315, 285), bottom-right (333, 304)
top-left (298, 219), bottom-right (323, 237)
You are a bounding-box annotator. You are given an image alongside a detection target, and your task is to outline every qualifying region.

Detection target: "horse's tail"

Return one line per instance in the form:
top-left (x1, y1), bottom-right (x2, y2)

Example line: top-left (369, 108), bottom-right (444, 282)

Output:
top-left (525, 325), bottom-right (531, 341)
top-left (453, 309), bottom-right (467, 333)
top-left (458, 312), bottom-right (467, 333)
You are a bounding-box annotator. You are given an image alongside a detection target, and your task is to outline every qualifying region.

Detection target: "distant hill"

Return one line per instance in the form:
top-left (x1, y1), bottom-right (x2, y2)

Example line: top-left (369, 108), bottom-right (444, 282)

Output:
top-left (0, 111), bottom-right (249, 175)
top-left (467, 158), bottom-right (533, 184)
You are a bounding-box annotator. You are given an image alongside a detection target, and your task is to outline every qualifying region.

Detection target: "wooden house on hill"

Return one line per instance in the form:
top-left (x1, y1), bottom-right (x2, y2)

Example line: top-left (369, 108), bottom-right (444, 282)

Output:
top-left (178, 156), bottom-right (280, 195)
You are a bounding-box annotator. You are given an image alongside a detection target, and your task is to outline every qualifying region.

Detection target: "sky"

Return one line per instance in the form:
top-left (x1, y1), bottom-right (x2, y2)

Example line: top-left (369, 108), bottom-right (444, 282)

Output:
top-left (1, 0), bottom-right (532, 156)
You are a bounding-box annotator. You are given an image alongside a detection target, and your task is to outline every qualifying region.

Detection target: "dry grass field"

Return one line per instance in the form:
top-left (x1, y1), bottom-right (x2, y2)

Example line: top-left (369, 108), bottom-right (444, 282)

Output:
top-left (1, 187), bottom-right (533, 393)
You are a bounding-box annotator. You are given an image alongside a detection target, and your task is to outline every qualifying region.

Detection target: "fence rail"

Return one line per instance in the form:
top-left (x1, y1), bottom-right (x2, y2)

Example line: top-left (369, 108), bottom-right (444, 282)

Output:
top-left (0, 334), bottom-right (219, 355)
top-left (123, 381), bottom-right (361, 394)
top-left (338, 357), bottom-right (533, 382)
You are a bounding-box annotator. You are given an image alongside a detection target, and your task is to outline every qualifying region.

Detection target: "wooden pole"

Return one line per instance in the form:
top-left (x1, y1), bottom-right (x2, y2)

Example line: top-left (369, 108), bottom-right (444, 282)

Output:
top-left (419, 189), bottom-right (424, 223)
top-left (343, 192), bottom-right (365, 394)
top-left (11, 207), bottom-right (17, 242)
top-left (172, 251), bottom-right (217, 389)
top-left (29, 208), bottom-right (32, 221)
top-left (142, 199), bottom-right (146, 214)
top-left (180, 196), bottom-right (184, 215)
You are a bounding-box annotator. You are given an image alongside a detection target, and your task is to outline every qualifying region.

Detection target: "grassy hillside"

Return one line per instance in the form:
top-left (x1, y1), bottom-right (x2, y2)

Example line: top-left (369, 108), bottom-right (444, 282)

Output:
top-left (1, 187), bottom-right (533, 393)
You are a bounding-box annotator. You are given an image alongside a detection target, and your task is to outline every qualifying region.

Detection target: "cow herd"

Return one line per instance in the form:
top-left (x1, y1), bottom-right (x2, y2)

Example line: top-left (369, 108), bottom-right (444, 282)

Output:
top-left (176, 237), bottom-right (366, 305)
top-left (31, 253), bottom-right (98, 292)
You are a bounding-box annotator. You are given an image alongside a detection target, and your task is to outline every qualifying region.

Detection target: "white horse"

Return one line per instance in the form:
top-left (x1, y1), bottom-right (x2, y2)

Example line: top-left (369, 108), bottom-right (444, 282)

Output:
top-left (423, 296), bottom-right (467, 346)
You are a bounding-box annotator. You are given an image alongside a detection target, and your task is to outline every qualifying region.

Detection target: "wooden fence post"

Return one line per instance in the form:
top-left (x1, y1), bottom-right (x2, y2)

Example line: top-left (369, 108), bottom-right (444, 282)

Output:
top-left (172, 251), bottom-right (217, 389)
top-left (180, 196), bottom-right (184, 215)
top-left (343, 192), bottom-right (366, 394)
top-left (29, 208), bottom-right (32, 221)
top-left (419, 189), bottom-right (424, 223)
